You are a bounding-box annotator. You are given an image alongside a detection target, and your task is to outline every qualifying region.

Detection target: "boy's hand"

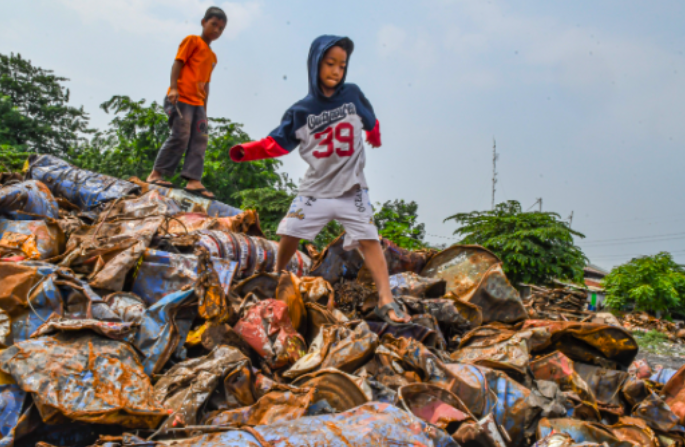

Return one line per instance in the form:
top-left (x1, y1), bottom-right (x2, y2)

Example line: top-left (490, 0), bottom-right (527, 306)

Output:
top-left (168, 88), bottom-right (180, 104)
top-left (365, 120), bottom-right (382, 148)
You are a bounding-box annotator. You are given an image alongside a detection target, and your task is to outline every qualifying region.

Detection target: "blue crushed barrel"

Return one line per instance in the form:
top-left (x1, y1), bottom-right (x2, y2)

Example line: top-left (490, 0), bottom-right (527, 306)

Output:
top-left (26, 154), bottom-right (141, 210)
top-left (194, 229), bottom-right (311, 278)
top-left (131, 249), bottom-right (238, 306)
top-left (0, 180), bottom-right (59, 220)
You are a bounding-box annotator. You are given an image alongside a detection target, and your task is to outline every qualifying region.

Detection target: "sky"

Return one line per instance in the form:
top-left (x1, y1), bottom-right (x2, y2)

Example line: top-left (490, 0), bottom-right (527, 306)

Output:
top-left (2, 0), bottom-right (685, 270)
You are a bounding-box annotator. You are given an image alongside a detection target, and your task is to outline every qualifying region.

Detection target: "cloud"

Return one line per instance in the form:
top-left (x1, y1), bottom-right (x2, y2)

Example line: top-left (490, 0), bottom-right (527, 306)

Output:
top-left (57, 0), bottom-right (260, 41)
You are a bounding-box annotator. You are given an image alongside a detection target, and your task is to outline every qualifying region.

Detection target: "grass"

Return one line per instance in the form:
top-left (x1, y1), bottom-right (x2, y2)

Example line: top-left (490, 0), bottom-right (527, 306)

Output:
top-left (632, 330), bottom-right (685, 357)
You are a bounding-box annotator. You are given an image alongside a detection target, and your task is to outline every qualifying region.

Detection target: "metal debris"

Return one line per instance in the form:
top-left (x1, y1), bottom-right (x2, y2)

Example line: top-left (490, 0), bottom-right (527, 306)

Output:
top-left (0, 155), bottom-right (681, 447)
top-left (623, 312), bottom-right (685, 342)
top-left (0, 332), bottom-right (166, 428)
top-left (523, 285), bottom-right (590, 321)
top-left (26, 155), bottom-right (141, 212)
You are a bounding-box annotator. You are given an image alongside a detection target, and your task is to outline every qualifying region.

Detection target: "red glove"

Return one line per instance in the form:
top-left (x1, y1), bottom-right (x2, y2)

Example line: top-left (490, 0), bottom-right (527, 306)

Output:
top-left (365, 120), bottom-right (381, 148)
top-left (229, 137), bottom-right (289, 162)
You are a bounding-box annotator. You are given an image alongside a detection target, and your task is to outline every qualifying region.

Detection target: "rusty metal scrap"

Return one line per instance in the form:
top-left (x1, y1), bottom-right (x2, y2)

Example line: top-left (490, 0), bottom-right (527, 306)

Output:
top-left (0, 219), bottom-right (65, 261)
top-left (452, 325), bottom-right (544, 376)
top-left (421, 245), bottom-right (528, 324)
top-left (530, 351), bottom-right (600, 420)
top-left (205, 386), bottom-right (316, 427)
top-left (292, 369), bottom-right (370, 412)
top-left (284, 321), bottom-right (378, 379)
top-left (523, 285), bottom-right (590, 321)
top-left (27, 155), bottom-right (141, 211)
top-left (30, 316), bottom-right (135, 340)
top-left (162, 209), bottom-right (264, 237)
top-left (192, 229), bottom-right (311, 278)
top-left (129, 176), bottom-right (242, 218)
top-left (389, 271), bottom-right (446, 298)
top-left (0, 180), bottom-right (59, 221)
top-left (522, 319), bottom-right (639, 368)
top-left (0, 332), bottom-right (166, 428)
top-left (3, 156), bottom-right (685, 447)
top-left (131, 248), bottom-right (237, 306)
top-left (623, 311), bottom-right (685, 342)
top-left (398, 382), bottom-right (475, 432)
top-left (233, 298), bottom-right (306, 369)
top-left (138, 402), bottom-right (458, 447)
top-left (153, 345), bottom-right (251, 432)
top-left (663, 364), bottom-right (685, 427)
top-left (134, 288), bottom-right (197, 376)
top-left (537, 417), bottom-right (640, 447)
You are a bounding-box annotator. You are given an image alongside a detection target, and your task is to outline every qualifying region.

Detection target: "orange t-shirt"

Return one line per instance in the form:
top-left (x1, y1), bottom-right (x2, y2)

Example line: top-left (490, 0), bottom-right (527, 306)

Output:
top-left (168, 35), bottom-right (217, 106)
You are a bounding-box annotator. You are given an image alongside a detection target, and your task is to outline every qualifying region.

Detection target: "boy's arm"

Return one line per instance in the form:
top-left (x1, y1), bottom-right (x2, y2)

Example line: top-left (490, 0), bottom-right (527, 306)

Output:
top-left (356, 87), bottom-right (381, 148)
top-left (230, 137), bottom-right (289, 162)
top-left (204, 83), bottom-right (209, 111)
top-left (230, 109), bottom-right (298, 162)
top-left (168, 60), bottom-right (184, 104)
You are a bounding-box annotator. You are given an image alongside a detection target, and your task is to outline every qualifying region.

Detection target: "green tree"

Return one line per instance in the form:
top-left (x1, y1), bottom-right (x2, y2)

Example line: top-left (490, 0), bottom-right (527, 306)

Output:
top-left (69, 95), bottom-right (282, 207)
top-left (0, 53), bottom-right (90, 155)
top-left (0, 144), bottom-right (28, 172)
top-left (445, 200), bottom-right (587, 285)
top-left (374, 199), bottom-right (426, 250)
top-left (603, 252), bottom-right (685, 315)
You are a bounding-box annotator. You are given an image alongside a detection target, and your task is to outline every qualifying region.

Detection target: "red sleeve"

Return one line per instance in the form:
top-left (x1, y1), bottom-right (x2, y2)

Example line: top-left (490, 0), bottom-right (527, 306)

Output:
top-left (230, 137), bottom-right (289, 162)
top-left (365, 120), bottom-right (381, 148)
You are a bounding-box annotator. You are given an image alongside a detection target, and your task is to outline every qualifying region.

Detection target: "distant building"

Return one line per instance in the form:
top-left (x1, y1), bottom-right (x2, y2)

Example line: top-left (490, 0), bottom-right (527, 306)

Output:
top-left (584, 263), bottom-right (609, 309)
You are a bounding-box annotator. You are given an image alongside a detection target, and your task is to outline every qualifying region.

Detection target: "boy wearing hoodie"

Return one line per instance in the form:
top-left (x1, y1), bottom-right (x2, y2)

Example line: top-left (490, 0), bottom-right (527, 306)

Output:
top-left (229, 35), bottom-right (409, 324)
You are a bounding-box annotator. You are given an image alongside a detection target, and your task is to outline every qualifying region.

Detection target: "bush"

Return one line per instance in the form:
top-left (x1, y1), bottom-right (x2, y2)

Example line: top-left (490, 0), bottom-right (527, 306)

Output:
top-left (445, 200), bottom-right (587, 285)
top-left (603, 252), bottom-right (685, 316)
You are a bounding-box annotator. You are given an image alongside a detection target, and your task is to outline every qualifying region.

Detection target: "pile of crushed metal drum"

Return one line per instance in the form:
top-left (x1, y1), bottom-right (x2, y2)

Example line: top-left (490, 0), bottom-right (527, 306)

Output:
top-left (1, 155), bottom-right (684, 447)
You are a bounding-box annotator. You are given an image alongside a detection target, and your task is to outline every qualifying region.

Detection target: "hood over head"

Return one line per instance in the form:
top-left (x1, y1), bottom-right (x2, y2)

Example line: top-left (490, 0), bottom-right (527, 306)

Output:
top-left (307, 35), bottom-right (354, 100)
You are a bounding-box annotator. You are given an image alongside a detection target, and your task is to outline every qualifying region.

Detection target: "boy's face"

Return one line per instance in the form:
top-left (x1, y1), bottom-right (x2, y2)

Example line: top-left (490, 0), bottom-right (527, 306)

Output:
top-left (319, 46), bottom-right (348, 92)
top-left (201, 17), bottom-right (227, 42)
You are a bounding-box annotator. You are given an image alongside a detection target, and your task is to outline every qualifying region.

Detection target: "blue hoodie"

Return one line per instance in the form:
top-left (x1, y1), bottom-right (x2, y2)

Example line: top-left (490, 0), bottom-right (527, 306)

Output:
top-left (230, 35), bottom-right (381, 199)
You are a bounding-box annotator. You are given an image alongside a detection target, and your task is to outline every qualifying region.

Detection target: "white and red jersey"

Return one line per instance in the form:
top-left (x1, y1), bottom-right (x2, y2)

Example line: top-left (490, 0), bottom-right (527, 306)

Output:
top-left (230, 35), bottom-right (381, 199)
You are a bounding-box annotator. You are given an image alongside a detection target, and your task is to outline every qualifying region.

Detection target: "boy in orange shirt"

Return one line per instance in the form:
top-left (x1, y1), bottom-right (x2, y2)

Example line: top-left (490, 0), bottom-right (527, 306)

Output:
top-left (146, 7), bottom-right (227, 199)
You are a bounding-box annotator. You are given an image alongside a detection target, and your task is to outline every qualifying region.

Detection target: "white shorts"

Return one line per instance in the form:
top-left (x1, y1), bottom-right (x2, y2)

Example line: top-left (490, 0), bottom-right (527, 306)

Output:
top-left (277, 188), bottom-right (379, 250)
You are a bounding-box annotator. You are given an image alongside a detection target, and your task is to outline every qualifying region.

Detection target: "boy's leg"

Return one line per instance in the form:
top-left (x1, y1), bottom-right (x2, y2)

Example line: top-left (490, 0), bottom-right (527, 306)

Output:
top-left (275, 195), bottom-right (331, 272)
top-left (358, 239), bottom-right (410, 323)
top-left (334, 188), bottom-right (410, 324)
top-left (182, 105), bottom-right (209, 192)
top-left (150, 98), bottom-right (193, 181)
top-left (275, 235), bottom-right (301, 273)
